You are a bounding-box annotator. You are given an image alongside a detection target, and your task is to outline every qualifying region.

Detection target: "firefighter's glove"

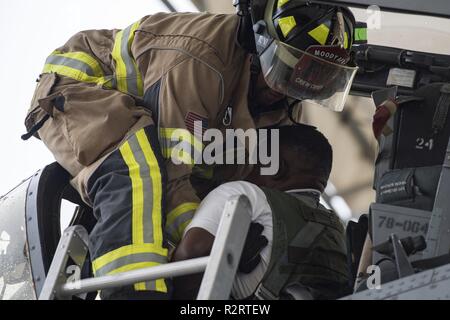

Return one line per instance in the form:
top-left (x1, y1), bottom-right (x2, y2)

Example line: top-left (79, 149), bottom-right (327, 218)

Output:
top-left (238, 222), bottom-right (268, 274)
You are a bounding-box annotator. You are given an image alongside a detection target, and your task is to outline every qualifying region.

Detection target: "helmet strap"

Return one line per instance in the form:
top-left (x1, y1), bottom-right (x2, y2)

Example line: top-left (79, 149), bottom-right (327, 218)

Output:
top-left (288, 99), bottom-right (303, 125)
top-left (233, 0), bottom-right (258, 53)
top-left (248, 54), bottom-right (262, 117)
top-left (236, 12), bottom-right (257, 53)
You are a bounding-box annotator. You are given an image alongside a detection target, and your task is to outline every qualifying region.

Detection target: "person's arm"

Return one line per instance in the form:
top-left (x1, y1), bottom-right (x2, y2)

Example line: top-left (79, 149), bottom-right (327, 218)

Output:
top-left (171, 227), bottom-right (215, 299)
top-left (172, 222), bottom-right (268, 299)
top-left (171, 182), bottom-right (269, 299)
top-left (156, 58), bottom-right (225, 244)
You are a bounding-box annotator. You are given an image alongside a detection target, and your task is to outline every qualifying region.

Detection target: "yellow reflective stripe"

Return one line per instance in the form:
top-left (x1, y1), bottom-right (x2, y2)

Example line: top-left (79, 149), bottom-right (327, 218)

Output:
top-left (129, 22), bottom-right (144, 96)
top-left (178, 219), bottom-right (193, 239)
top-left (160, 128), bottom-right (203, 154)
top-left (308, 23), bottom-right (330, 45)
top-left (93, 129), bottom-right (169, 293)
top-left (161, 147), bottom-right (170, 159)
top-left (135, 129), bottom-right (164, 247)
top-left (278, 16), bottom-right (297, 38)
top-left (166, 202), bottom-right (197, 243)
top-left (52, 50), bottom-right (104, 77)
top-left (42, 64), bottom-right (111, 86)
top-left (112, 30), bottom-right (128, 93)
top-left (160, 127), bottom-right (204, 166)
top-left (135, 282), bottom-right (146, 291)
top-left (92, 244), bottom-right (168, 272)
top-left (155, 278), bottom-right (167, 293)
top-left (277, 0), bottom-right (290, 8)
top-left (166, 202), bottom-right (199, 228)
top-left (344, 31), bottom-right (349, 49)
top-left (119, 141), bottom-right (144, 244)
top-left (112, 21), bottom-right (143, 96)
top-left (106, 261), bottom-right (167, 293)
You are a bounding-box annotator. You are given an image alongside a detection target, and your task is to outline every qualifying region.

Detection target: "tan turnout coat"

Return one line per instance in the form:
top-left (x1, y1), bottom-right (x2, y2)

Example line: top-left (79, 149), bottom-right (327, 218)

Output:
top-left (25, 12), bottom-right (292, 241)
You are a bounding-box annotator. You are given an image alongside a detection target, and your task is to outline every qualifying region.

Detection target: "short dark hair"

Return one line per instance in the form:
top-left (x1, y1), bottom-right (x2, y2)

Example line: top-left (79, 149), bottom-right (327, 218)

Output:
top-left (277, 125), bottom-right (333, 181)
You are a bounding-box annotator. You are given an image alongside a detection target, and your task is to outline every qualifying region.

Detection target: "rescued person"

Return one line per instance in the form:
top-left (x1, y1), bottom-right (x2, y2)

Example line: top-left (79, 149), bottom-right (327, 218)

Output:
top-left (172, 125), bottom-right (349, 300)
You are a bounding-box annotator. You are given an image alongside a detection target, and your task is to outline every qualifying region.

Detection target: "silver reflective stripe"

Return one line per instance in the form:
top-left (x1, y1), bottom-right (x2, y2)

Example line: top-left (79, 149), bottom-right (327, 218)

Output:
top-left (104, 75), bottom-right (117, 89)
top-left (121, 24), bottom-right (140, 96)
top-left (94, 252), bottom-right (168, 277)
top-left (45, 55), bottom-right (96, 76)
top-left (145, 281), bottom-right (157, 291)
top-left (166, 209), bottom-right (195, 240)
top-left (128, 135), bottom-right (155, 244)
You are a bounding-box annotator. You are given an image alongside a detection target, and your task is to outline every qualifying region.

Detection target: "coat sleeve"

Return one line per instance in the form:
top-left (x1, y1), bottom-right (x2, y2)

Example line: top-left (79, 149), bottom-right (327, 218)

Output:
top-left (156, 58), bottom-right (225, 244)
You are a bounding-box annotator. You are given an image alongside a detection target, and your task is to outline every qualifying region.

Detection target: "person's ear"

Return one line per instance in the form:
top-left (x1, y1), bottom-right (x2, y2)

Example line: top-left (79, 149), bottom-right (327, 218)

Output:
top-left (316, 178), bottom-right (327, 193)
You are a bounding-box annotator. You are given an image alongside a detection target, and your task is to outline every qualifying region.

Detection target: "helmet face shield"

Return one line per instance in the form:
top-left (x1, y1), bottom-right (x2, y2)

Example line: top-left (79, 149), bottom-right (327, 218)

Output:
top-left (259, 40), bottom-right (358, 111)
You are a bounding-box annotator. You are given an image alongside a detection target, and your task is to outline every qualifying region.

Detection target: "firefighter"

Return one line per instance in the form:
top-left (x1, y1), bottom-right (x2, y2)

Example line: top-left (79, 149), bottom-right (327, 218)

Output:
top-left (23, 1), bottom-right (359, 299)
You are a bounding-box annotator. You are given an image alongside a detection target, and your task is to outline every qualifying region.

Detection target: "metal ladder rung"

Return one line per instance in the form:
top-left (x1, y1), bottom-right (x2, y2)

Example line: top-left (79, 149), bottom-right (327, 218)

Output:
top-left (39, 195), bottom-right (252, 300)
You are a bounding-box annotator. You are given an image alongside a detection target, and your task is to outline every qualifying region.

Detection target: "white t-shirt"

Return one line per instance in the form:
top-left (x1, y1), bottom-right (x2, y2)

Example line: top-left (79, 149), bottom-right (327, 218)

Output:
top-left (184, 181), bottom-right (274, 299)
top-left (184, 181), bottom-right (324, 299)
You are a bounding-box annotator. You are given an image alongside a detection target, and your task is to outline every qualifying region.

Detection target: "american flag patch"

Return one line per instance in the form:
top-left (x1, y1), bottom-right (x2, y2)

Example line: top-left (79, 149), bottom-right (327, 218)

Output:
top-left (185, 112), bottom-right (208, 136)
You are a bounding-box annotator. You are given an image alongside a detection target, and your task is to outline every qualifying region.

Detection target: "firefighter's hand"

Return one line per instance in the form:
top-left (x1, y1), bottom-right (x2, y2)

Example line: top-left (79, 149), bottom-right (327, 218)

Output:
top-left (372, 99), bottom-right (399, 139)
top-left (238, 223), bottom-right (269, 274)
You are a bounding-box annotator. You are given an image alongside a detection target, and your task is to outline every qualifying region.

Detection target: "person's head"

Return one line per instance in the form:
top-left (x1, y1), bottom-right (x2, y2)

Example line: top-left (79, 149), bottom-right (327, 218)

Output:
top-left (247, 124), bottom-right (333, 192)
top-left (249, 0), bottom-right (360, 112)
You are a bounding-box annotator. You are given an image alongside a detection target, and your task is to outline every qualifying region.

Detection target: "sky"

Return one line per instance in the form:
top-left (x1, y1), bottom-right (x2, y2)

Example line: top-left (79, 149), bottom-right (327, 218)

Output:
top-left (0, 0), bottom-right (198, 196)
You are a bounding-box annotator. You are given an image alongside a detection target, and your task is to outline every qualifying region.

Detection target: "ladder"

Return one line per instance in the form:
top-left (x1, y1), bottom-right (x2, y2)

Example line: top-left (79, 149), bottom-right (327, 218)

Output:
top-left (38, 195), bottom-right (252, 300)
